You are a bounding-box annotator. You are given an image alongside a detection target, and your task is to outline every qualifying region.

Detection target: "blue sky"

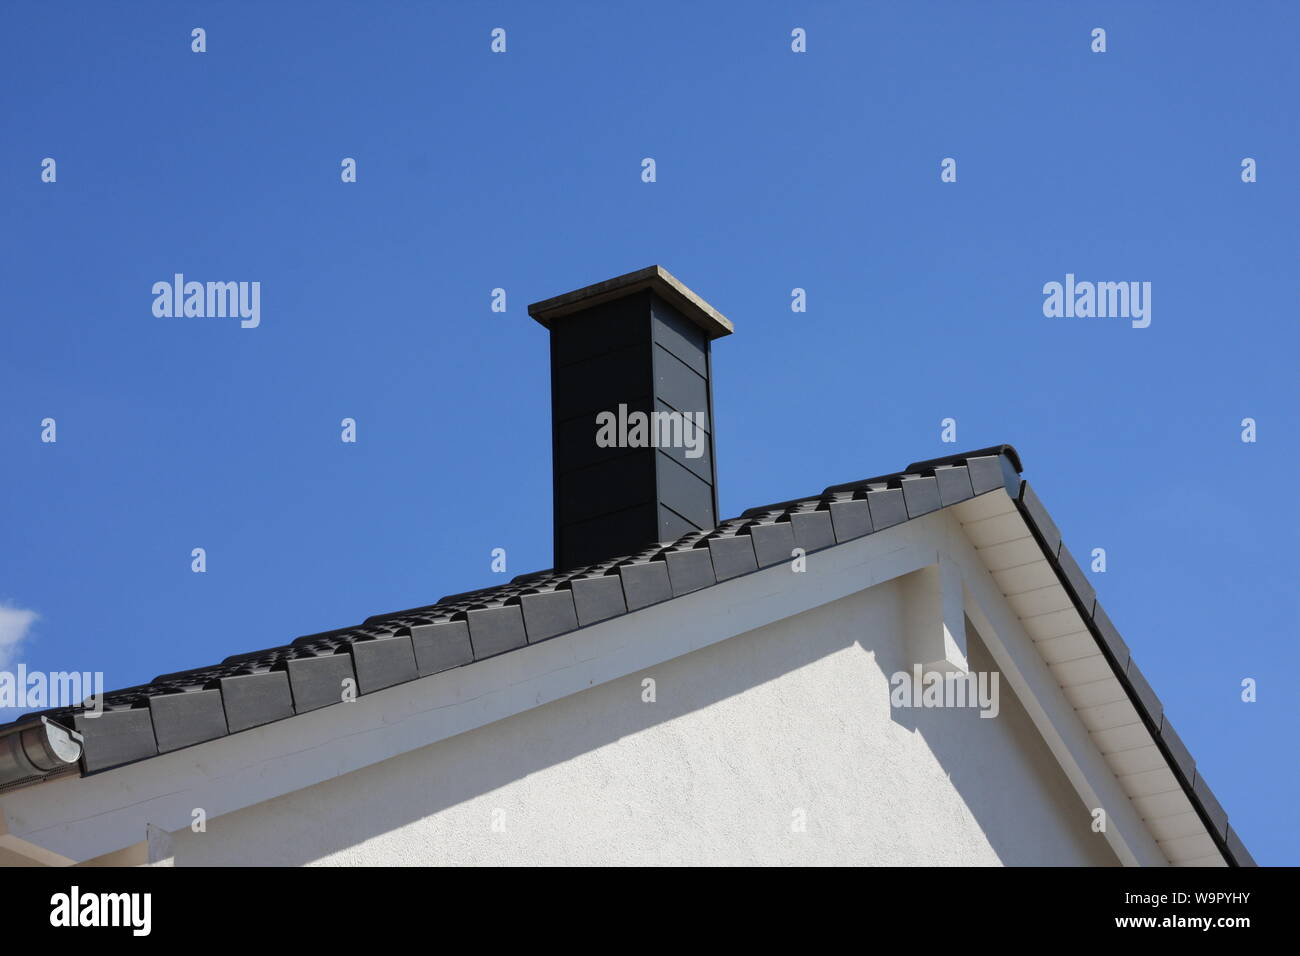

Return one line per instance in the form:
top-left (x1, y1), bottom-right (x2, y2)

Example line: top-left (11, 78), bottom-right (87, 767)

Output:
top-left (1, 2), bottom-right (1295, 864)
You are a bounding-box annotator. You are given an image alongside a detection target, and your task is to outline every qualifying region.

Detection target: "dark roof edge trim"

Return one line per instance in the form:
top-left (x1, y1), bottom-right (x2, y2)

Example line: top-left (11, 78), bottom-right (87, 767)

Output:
top-left (1011, 480), bottom-right (1251, 867)
top-left (906, 443), bottom-right (1024, 475)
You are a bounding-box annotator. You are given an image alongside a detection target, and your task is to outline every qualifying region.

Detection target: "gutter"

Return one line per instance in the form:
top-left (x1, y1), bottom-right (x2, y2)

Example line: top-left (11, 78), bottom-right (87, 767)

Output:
top-left (0, 718), bottom-right (82, 795)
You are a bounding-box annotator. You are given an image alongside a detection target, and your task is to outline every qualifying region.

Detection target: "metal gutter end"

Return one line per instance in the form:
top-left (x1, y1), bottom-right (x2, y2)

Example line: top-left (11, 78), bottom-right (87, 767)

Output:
top-left (0, 718), bottom-right (83, 794)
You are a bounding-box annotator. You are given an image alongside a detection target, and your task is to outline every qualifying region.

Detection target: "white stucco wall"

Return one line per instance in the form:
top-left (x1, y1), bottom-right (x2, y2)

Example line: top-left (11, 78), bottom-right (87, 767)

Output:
top-left (167, 578), bottom-right (1117, 866)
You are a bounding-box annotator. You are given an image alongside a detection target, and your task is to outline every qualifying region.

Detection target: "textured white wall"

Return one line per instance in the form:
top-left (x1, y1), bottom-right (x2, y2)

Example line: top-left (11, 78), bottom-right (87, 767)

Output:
top-left (169, 579), bottom-right (1117, 866)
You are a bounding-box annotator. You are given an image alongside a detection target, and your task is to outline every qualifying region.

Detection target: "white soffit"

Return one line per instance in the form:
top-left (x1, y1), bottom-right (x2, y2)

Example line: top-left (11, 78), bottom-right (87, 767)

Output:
top-left (950, 491), bottom-right (1225, 867)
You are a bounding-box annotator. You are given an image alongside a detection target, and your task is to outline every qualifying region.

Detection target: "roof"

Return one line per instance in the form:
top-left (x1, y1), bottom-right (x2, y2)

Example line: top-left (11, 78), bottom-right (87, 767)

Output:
top-left (0, 444), bottom-right (1252, 865)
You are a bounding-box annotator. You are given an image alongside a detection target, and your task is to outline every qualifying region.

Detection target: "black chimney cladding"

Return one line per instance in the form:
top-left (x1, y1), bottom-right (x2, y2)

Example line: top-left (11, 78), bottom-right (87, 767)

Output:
top-left (528, 266), bottom-right (735, 573)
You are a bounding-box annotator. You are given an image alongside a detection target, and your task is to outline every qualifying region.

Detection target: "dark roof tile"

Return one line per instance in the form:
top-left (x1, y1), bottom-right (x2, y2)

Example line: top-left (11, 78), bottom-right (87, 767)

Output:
top-left (618, 559), bottom-right (673, 611)
top-left (1091, 602), bottom-right (1131, 671)
top-left (664, 547), bottom-right (715, 596)
top-left (965, 453), bottom-right (1022, 496)
top-left (866, 487), bottom-right (908, 530)
top-left (1192, 771), bottom-right (1230, 840)
top-left (409, 619), bottom-right (474, 676)
top-left (749, 519), bottom-right (796, 568)
top-left (1124, 658), bottom-right (1164, 729)
top-left (1158, 716), bottom-right (1196, 783)
top-left (73, 709), bottom-right (157, 774)
top-left (349, 633), bottom-right (420, 693)
top-left (900, 474), bottom-right (942, 518)
top-left (829, 496), bottom-right (873, 542)
top-left (569, 572), bottom-right (628, 625)
top-left (466, 605), bottom-right (528, 658)
top-left (789, 509), bottom-right (835, 552)
top-left (1226, 825), bottom-right (1256, 867)
top-left (1055, 544), bottom-right (1097, 618)
top-left (1018, 482), bottom-right (1062, 558)
top-left (520, 589), bottom-right (580, 644)
top-left (149, 689), bottom-right (229, 754)
top-left (219, 671), bottom-right (294, 734)
top-left (286, 654), bottom-right (355, 713)
top-left (933, 464), bottom-right (975, 507)
top-left (706, 532), bottom-right (758, 581)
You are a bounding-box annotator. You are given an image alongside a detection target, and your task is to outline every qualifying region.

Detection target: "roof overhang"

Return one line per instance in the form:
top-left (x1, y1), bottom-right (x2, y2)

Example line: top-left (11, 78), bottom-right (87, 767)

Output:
top-left (0, 478), bottom-right (1243, 866)
top-left (0, 446), bottom-right (1247, 866)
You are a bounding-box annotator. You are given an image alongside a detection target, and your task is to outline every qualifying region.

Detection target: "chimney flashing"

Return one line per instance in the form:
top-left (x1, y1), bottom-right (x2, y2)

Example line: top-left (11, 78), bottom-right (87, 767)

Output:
top-left (528, 265), bottom-right (734, 340)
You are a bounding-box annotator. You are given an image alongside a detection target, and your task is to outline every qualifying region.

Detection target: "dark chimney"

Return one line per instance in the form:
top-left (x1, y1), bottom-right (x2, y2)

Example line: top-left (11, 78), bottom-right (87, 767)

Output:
top-left (529, 266), bottom-right (734, 572)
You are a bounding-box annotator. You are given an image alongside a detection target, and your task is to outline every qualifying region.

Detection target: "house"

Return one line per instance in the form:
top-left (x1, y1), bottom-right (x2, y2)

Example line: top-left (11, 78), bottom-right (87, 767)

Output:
top-left (0, 267), bottom-right (1253, 866)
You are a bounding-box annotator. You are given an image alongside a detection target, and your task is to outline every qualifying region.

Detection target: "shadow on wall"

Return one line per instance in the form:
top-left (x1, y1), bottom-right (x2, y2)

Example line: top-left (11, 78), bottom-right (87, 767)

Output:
top-left (174, 583), bottom-right (1116, 865)
top-left (174, 596), bottom-right (863, 865)
top-left (883, 616), bottom-right (1119, 867)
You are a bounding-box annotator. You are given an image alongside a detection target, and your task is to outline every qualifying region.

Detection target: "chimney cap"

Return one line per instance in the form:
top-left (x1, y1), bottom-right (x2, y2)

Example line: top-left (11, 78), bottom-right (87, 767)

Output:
top-left (527, 265), bottom-right (734, 339)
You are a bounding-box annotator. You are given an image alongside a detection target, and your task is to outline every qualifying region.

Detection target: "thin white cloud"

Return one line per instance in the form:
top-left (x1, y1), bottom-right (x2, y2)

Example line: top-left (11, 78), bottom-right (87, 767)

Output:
top-left (0, 604), bottom-right (38, 670)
